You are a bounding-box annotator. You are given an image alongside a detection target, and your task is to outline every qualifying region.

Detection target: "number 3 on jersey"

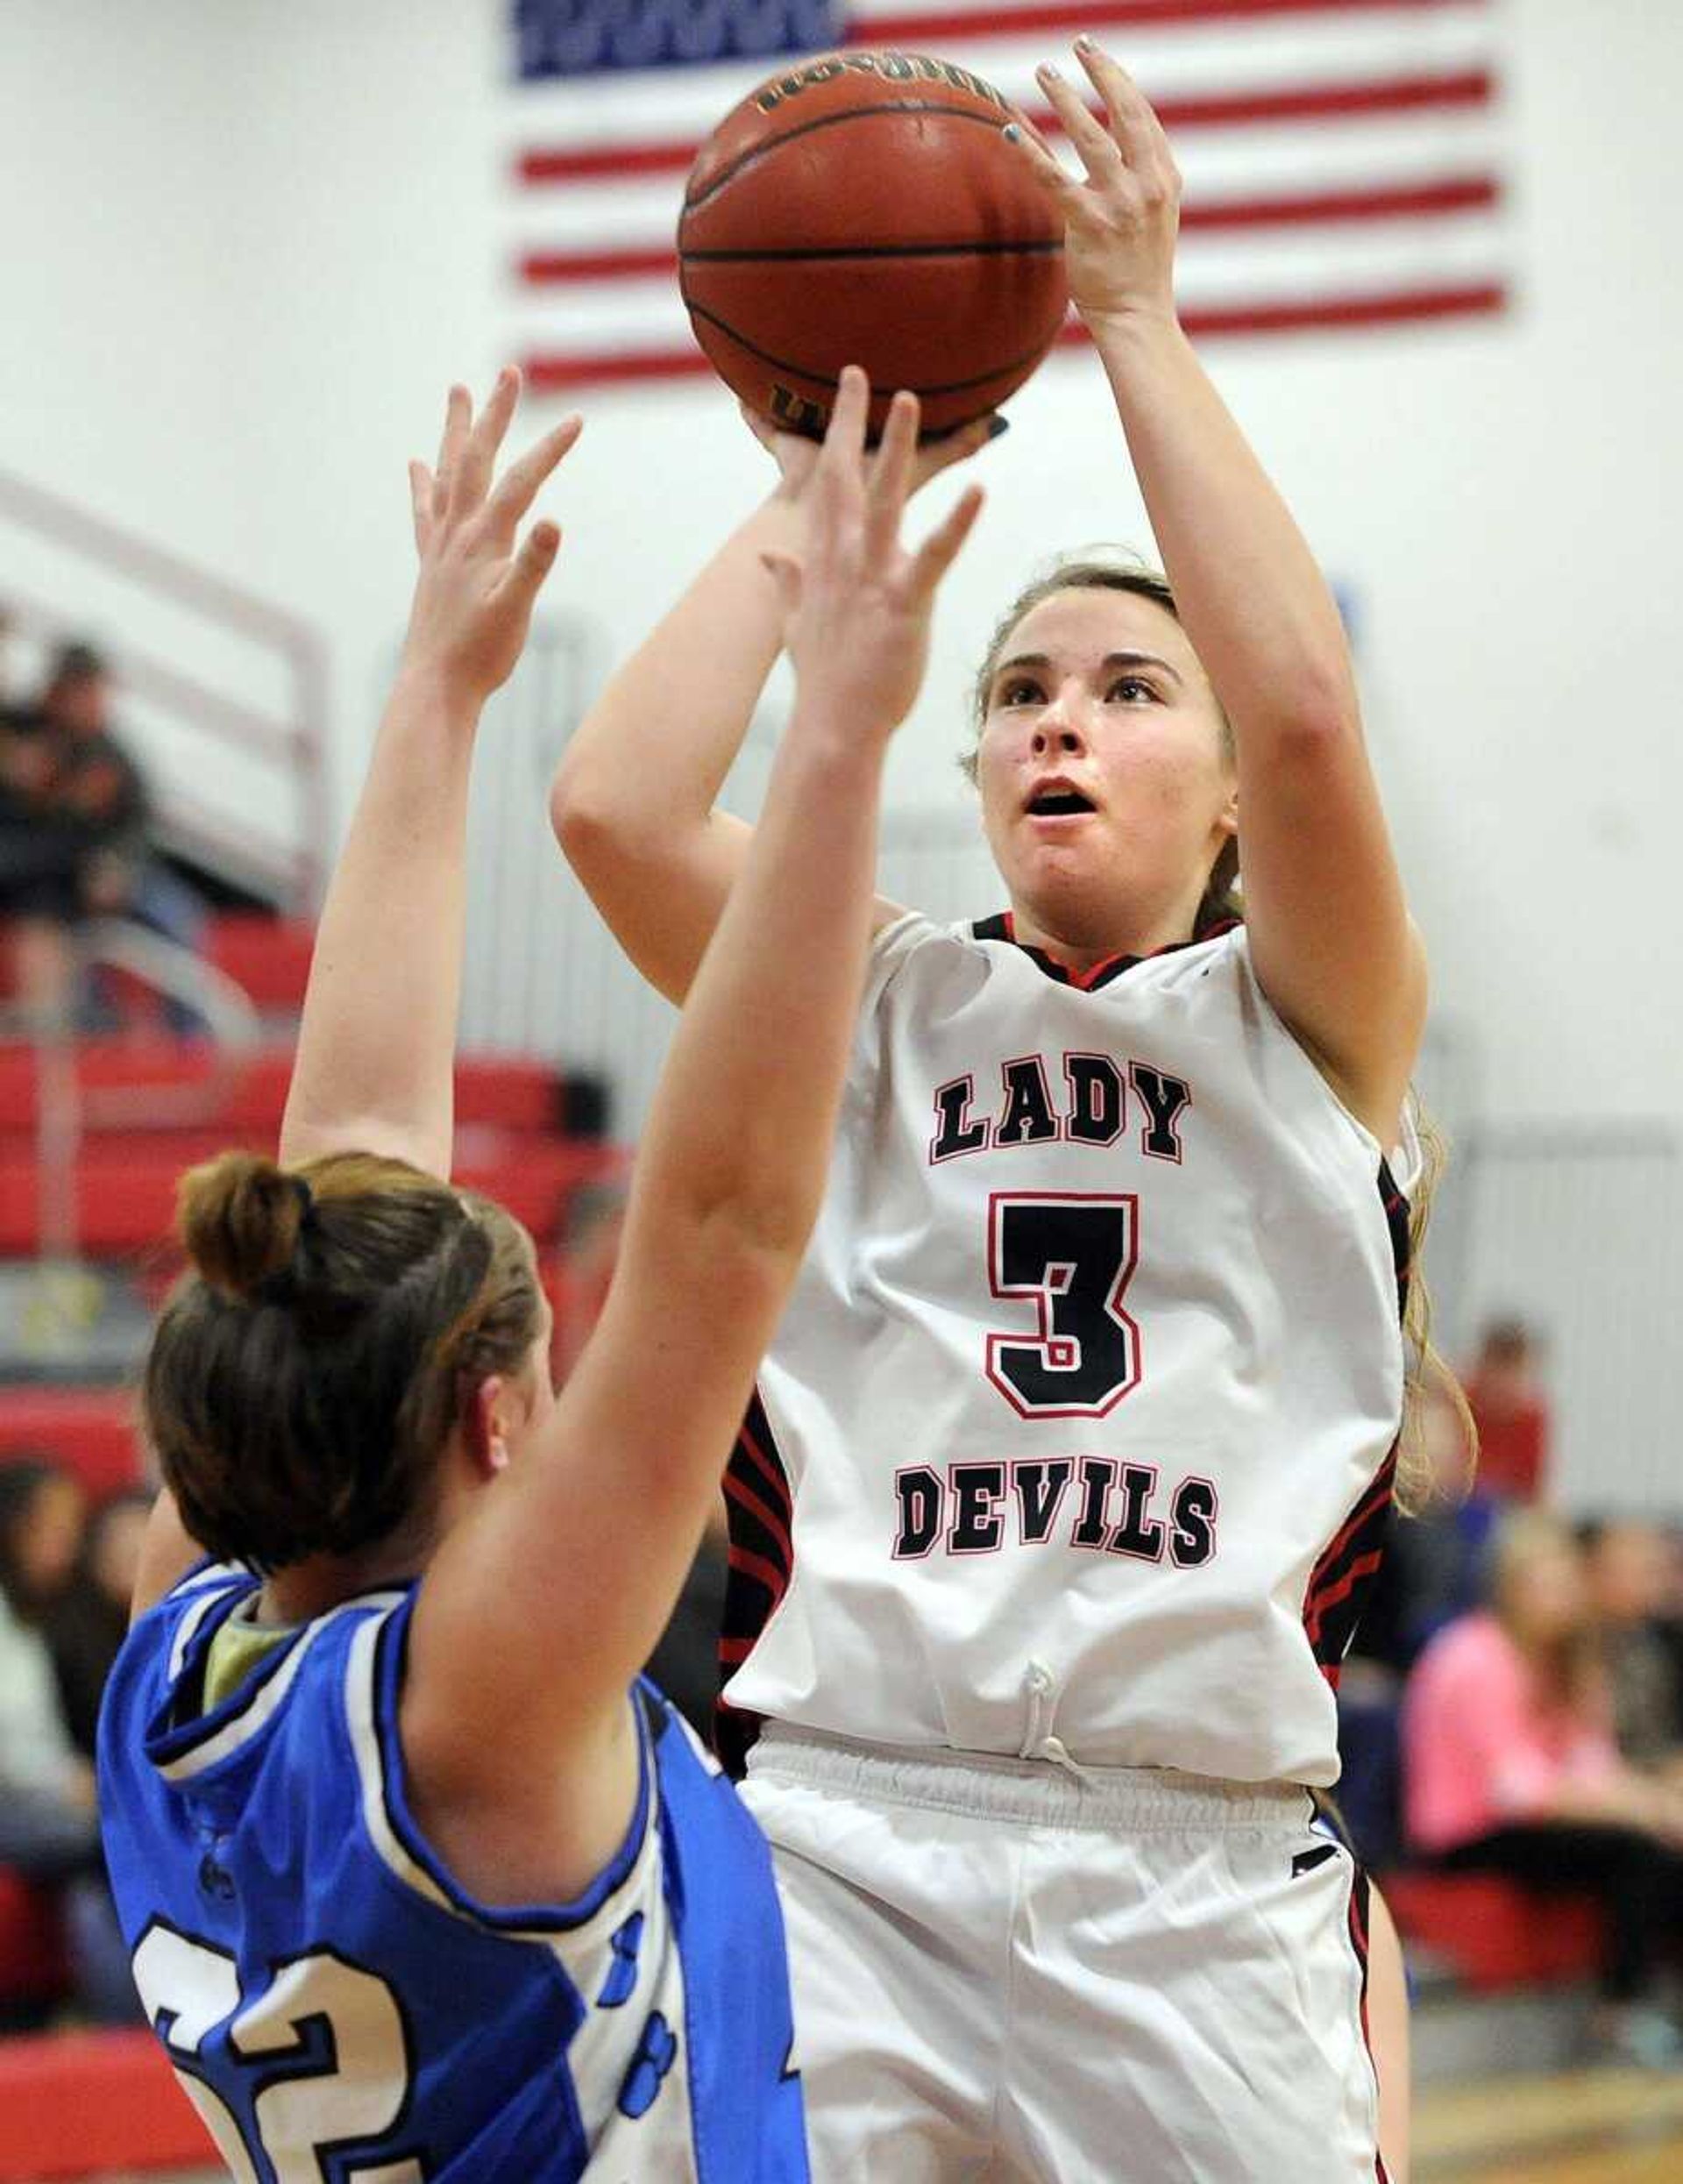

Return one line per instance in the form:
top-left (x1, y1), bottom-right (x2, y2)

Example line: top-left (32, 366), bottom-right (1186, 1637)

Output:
top-left (131, 1922), bottom-right (422, 2182)
top-left (985, 1192), bottom-right (1142, 1418)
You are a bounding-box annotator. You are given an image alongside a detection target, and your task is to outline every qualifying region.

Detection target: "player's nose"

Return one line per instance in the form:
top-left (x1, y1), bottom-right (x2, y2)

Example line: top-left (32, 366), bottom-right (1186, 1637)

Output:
top-left (1031, 685), bottom-right (1090, 753)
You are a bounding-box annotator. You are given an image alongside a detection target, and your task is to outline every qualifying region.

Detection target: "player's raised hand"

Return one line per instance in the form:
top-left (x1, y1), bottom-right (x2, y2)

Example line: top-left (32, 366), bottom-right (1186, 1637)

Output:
top-left (759, 367), bottom-right (984, 737)
top-left (403, 366), bottom-right (583, 708)
top-left (1008, 39), bottom-right (1180, 329)
top-left (741, 395), bottom-right (999, 511)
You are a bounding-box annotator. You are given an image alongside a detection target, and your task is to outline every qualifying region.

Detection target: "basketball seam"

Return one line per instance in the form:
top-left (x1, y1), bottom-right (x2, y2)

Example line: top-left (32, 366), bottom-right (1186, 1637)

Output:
top-left (681, 102), bottom-right (1029, 219)
top-left (681, 239), bottom-right (1064, 265)
top-left (680, 296), bottom-right (1062, 399)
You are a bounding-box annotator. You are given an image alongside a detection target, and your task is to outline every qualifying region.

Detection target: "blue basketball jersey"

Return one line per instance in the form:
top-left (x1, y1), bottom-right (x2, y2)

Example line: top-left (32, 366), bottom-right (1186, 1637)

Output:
top-left (98, 1565), bottom-right (808, 2181)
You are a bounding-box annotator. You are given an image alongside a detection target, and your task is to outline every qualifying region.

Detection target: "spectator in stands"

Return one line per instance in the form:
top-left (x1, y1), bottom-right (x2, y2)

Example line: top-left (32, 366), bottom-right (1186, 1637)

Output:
top-left (1404, 1510), bottom-right (1683, 2064)
top-left (1581, 1518), bottom-right (1683, 1780)
top-left (0, 1458), bottom-right (134, 2022)
top-left (46, 1489), bottom-right (152, 1761)
top-left (0, 681), bottom-right (89, 1026)
top-left (1464, 1316), bottom-right (1551, 1504)
top-left (0, 642), bottom-right (204, 1029)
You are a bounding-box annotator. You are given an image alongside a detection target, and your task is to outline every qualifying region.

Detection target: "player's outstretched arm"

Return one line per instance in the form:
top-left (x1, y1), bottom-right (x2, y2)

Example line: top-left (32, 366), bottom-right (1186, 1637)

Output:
top-left (132, 375), bottom-right (577, 1623)
top-left (550, 407), bottom-right (990, 1006)
top-left (280, 372), bottom-right (580, 1177)
top-left (407, 373), bottom-right (983, 1878)
top-left (1012, 41), bottom-right (1424, 1147)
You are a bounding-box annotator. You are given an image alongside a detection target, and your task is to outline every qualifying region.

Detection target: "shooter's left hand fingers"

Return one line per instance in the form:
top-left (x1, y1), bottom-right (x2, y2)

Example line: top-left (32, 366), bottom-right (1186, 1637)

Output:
top-left (1072, 39), bottom-right (1178, 190)
top-left (1033, 60), bottom-right (1125, 188)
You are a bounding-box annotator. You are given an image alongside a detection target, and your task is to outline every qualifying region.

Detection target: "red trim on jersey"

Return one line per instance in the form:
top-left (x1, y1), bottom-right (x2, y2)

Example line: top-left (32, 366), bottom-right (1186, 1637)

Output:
top-left (973, 910), bottom-right (1241, 991)
top-left (727, 1542), bottom-right (786, 1598)
top-left (1302, 1152), bottom-right (1411, 1684)
top-left (718, 1391), bottom-right (796, 1776)
top-left (722, 1469), bottom-right (793, 1572)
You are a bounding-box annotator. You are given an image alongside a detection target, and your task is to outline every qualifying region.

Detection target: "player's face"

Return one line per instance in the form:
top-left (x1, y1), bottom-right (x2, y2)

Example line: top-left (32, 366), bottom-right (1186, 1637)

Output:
top-left (973, 588), bottom-right (1235, 942)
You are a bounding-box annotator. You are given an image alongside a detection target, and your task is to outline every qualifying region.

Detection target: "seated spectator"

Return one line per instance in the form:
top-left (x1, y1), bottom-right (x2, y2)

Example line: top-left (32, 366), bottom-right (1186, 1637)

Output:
top-left (1581, 1517), bottom-right (1683, 1781)
top-left (0, 1459), bottom-right (135, 2022)
top-left (1404, 1511), bottom-right (1683, 2064)
top-left (0, 694), bottom-right (89, 1024)
top-left (45, 1489), bottom-right (152, 1762)
top-left (1464, 1317), bottom-right (1551, 1505)
top-left (0, 641), bottom-right (204, 1029)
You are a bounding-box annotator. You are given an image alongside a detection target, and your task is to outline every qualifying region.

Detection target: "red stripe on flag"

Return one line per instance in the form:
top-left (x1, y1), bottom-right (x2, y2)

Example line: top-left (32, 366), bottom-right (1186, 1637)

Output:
top-left (519, 281), bottom-right (1506, 389)
top-left (1182, 172), bottom-right (1497, 227)
top-left (519, 176), bottom-right (1499, 285)
top-left (857, 0), bottom-right (1481, 39)
top-left (515, 69), bottom-right (1494, 185)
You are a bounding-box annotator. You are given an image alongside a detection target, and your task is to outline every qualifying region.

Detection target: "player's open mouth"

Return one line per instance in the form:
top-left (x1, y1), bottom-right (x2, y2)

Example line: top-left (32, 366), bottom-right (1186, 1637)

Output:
top-left (1025, 785), bottom-right (1096, 818)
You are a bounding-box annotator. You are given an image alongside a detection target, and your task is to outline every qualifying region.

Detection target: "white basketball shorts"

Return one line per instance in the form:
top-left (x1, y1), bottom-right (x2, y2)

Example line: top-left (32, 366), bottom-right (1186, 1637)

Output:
top-left (742, 1728), bottom-right (1385, 2183)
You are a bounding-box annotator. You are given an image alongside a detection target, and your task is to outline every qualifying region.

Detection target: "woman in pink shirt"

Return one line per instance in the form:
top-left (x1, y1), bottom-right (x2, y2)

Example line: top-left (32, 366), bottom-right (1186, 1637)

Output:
top-left (1404, 1511), bottom-right (1683, 2060)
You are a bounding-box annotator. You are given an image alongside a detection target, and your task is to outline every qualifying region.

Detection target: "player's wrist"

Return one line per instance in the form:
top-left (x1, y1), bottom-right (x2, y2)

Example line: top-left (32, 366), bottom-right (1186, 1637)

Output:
top-left (785, 689), bottom-right (898, 765)
top-left (386, 652), bottom-right (487, 740)
top-left (1081, 295), bottom-right (1184, 350)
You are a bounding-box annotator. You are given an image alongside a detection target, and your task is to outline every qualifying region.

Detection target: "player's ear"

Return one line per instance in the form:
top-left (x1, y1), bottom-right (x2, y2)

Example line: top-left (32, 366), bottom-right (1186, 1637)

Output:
top-left (463, 1375), bottom-right (513, 1480)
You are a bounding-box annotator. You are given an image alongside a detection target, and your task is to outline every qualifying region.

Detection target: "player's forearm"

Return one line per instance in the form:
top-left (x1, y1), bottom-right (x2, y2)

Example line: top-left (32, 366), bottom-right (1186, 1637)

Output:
top-left (625, 705), bottom-right (883, 1264)
top-left (551, 494), bottom-right (798, 850)
top-left (279, 668), bottom-right (473, 1177)
top-left (1090, 309), bottom-right (1360, 749)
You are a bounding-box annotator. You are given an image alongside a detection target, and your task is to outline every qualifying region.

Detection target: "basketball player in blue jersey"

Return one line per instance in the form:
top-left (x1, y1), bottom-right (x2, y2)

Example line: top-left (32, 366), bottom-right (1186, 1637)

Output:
top-left (555, 39), bottom-right (1449, 2184)
top-left (96, 364), bottom-right (982, 2180)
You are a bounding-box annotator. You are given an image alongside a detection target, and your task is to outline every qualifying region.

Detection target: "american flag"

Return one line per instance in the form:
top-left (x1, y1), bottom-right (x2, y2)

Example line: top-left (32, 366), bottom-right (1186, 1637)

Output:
top-left (507, 0), bottom-right (1508, 391)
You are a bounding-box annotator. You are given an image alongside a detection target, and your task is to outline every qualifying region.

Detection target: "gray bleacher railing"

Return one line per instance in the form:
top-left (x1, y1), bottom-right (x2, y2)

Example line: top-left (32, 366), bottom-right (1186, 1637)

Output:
top-left (0, 464), bottom-right (328, 910)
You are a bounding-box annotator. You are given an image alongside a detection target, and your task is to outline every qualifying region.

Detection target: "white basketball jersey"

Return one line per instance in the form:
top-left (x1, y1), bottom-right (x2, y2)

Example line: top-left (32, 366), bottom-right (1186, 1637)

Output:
top-left (720, 912), bottom-right (1414, 1789)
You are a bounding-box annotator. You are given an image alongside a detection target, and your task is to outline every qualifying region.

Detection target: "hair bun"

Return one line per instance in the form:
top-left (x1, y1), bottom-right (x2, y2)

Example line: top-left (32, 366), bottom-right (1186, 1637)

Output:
top-left (178, 1151), bottom-right (309, 1304)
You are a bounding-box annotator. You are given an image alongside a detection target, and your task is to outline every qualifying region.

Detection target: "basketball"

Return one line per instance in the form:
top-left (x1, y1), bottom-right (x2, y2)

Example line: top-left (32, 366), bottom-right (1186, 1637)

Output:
top-left (678, 51), bottom-right (1068, 439)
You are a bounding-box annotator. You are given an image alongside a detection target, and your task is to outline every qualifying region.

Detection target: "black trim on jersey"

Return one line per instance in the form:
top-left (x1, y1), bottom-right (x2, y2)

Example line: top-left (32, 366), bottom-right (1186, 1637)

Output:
top-left (1302, 1156), bottom-right (1412, 1689)
top-left (970, 908), bottom-right (1240, 992)
top-left (717, 1390), bottom-right (794, 1780)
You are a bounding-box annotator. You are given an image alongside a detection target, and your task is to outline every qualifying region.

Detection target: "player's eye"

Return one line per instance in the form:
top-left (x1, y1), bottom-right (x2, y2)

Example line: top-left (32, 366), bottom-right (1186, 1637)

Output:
top-left (996, 678), bottom-right (1042, 708)
top-left (1107, 675), bottom-right (1159, 704)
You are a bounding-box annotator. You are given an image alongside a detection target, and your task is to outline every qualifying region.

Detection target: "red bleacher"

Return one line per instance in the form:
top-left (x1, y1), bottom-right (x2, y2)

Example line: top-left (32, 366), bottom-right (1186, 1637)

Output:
top-left (0, 2031), bottom-right (213, 2180)
top-left (0, 1387), bottom-right (138, 1498)
top-left (204, 913), bottom-right (316, 1012)
top-left (1384, 1868), bottom-right (1603, 1991)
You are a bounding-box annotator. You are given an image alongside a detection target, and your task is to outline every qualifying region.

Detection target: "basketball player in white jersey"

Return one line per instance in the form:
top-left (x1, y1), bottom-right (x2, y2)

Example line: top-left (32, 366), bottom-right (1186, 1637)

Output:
top-left (556, 40), bottom-right (1435, 2180)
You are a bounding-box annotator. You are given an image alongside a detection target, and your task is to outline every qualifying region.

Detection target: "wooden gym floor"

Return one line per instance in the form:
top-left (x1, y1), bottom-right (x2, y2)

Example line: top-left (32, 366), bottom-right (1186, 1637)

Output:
top-left (1416, 2067), bottom-right (1683, 2180)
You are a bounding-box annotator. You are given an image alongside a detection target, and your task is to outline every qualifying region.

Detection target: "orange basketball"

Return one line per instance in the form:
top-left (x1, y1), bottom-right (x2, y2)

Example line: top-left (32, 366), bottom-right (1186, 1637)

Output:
top-left (678, 51), bottom-right (1068, 438)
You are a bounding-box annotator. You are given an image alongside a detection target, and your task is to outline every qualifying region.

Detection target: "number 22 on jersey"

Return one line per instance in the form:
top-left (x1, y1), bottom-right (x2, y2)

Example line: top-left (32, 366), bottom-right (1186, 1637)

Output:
top-left (132, 1922), bottom-right (422, 2182)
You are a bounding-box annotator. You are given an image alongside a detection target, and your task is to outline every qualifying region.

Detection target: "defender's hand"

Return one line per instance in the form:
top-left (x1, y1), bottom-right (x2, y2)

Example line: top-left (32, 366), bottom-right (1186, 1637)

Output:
top-left (402, 367), bottom-right (583, 708)
top-left (760, 367), bottom-right (984, 739)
